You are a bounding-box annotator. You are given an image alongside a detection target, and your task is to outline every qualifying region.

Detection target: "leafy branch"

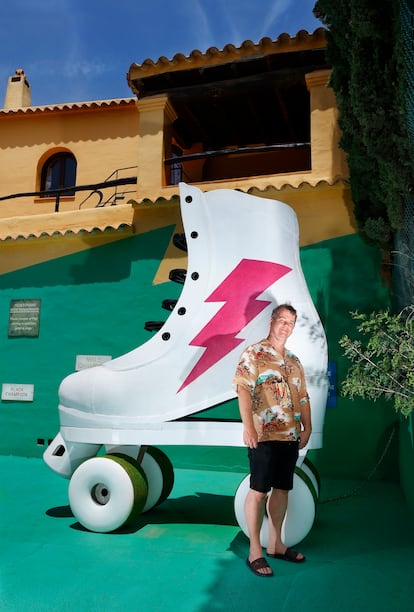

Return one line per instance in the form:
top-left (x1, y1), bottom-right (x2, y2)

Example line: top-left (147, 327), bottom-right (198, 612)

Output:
top-left (339, 307), bottom-right (414, 416)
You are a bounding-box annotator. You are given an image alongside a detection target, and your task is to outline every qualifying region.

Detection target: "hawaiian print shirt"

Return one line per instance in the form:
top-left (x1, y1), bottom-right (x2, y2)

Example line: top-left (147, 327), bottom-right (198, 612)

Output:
top-left (233, 339), bottom-right (310, 442)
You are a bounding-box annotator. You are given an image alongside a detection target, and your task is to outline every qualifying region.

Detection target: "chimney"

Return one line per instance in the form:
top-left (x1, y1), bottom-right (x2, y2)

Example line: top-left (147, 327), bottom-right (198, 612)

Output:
top-left (3, 68), bottom-right (31, 109)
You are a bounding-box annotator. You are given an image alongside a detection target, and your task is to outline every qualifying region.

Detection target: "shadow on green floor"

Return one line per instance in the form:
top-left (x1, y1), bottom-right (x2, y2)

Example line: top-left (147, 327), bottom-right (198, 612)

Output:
top-left (1, 457), bottom-right (414, 612)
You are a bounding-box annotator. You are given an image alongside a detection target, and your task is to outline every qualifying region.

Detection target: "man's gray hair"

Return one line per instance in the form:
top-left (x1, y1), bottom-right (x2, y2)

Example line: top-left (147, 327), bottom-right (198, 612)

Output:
top-left (271, 303), bottom-right (297, 320)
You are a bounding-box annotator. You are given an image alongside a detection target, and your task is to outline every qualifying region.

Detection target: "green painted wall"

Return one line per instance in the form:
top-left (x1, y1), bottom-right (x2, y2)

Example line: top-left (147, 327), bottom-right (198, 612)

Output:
top-left (302, 234), bottom-right (397, 482)
top-left (0, 226), bottom-right (181, 456)
top-left (399, 415), bottom-right (414, 513)
top-left (0, 228), bottom-right (398, 486)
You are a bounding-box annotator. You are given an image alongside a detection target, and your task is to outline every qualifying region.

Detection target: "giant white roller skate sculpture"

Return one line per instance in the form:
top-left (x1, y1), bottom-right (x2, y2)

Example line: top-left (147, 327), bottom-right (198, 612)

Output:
top-left (44, 183), bottom-right (328, 542)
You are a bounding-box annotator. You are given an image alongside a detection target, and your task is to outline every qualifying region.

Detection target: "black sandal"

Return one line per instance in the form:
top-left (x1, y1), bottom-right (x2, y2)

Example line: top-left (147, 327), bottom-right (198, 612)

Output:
top-left (267, 547), bottom-right (305, 563)
top-left (246, 557), bottom-right (274, 577)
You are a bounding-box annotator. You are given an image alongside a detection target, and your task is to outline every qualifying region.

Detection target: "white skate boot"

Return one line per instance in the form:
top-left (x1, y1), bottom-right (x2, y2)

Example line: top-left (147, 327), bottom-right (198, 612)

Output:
top-left (44, 183), bottom-right (328, 536)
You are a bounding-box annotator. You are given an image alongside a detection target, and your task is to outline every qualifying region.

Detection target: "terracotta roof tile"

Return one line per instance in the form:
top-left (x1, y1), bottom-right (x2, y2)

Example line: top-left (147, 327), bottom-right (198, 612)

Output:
top-left (128, 28), bottom-right (326, 80)
top-left (0, 98), bottom-right (136, 117)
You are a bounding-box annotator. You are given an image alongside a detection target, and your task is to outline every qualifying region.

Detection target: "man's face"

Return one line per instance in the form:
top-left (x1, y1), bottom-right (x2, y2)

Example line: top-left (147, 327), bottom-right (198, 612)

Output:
top-left (270, 308), bottom-right (296, 340)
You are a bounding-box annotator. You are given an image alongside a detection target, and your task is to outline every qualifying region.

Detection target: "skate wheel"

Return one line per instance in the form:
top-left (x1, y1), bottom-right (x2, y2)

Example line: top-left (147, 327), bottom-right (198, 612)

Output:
top-left (234, 466), bottom-right (318, 548)
top-left (140, 446), bottom-right (175, 512)
top-left (68, 454), bottom-right (148, 533)
top-left (301, 456), bottom-right (321, 498)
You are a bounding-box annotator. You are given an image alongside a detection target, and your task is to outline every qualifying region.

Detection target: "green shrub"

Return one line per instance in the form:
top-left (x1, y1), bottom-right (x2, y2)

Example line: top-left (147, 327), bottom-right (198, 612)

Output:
top-left (339, 307), bottom-right (414, 416)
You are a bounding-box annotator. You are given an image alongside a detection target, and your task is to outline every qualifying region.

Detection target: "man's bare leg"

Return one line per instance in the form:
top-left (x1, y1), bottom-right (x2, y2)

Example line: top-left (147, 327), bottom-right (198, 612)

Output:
top-left (244, 488), bottom-right (273, 575)
top-left (266, 488), bottom-right (304, 560)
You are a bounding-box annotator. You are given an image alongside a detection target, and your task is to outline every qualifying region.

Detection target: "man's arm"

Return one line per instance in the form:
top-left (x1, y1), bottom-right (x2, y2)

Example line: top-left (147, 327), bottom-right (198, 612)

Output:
top-left (237, 385), bottom-right (258, 449)
top-left (296, 359), bottom-right (312, 449)
top-left (299, 398), bottom-right (312, 449)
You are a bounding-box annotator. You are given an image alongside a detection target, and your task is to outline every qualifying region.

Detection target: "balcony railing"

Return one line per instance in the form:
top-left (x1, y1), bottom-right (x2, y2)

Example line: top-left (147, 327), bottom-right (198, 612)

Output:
top-left (164, 142), bottom-right (311, 184)
top-left (0, 171), bottom-right (137, 213)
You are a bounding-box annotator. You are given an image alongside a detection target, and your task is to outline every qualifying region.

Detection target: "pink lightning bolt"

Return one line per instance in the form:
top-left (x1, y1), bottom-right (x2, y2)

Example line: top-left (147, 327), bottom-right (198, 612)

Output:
top-left (177, 258), bottom-right (291, 392)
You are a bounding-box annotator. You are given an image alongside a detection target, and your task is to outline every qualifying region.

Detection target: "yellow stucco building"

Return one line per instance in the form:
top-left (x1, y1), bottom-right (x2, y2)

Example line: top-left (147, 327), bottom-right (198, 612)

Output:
top-left (0, 28), bottom-right (354, 278)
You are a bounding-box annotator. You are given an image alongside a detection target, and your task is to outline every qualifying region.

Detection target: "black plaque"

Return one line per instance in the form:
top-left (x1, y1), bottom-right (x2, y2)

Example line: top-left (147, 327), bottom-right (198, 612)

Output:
top-left (8, 299), bottom-right (41, 338)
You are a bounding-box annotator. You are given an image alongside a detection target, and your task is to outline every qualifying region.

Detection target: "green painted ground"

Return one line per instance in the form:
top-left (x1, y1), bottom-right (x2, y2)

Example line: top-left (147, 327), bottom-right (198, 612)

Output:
top-left (1, 456), bottom-right (414, 612)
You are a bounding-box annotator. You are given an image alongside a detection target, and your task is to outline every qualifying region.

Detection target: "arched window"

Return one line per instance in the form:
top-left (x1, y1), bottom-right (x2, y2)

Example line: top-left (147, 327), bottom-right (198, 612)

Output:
top-left (40, 152), bottom-right (77, 196)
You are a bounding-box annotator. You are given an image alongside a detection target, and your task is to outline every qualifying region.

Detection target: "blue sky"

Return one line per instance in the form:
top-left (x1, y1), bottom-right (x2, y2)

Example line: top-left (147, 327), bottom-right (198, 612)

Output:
top-left (0, 0), bottom-right (322, 107)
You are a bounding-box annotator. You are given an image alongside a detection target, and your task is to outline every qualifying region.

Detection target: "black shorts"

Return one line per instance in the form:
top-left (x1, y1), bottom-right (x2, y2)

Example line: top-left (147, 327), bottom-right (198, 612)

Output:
top-left (248, 440), bottom-right (299, 493)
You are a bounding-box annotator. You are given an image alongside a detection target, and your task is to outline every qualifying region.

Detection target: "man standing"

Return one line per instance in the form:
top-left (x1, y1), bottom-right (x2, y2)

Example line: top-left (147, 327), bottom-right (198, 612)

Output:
top-left (233, 303), bottom-right (311, 577)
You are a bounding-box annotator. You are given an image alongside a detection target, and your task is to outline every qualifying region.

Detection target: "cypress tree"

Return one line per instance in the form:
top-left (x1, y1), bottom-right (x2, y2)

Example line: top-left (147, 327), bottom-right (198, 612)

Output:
top-left (314, 0), bottom-right (412, 249)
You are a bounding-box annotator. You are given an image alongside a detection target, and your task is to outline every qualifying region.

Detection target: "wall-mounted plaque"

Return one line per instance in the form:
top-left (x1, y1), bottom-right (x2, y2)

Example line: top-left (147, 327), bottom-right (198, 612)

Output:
top-left (8, 299), bottom-right (41, 337)
top-left (75, 355), bottom-right (112, 371)
top-left (1, 383), bottom-right (34, 402)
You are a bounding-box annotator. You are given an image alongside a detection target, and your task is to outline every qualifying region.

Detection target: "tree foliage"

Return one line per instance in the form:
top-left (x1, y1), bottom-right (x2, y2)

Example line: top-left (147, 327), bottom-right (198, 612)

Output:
top-left (339, 307), bottom-right (414, 416)
top-left (314, 0), bottom-right (412, 249)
